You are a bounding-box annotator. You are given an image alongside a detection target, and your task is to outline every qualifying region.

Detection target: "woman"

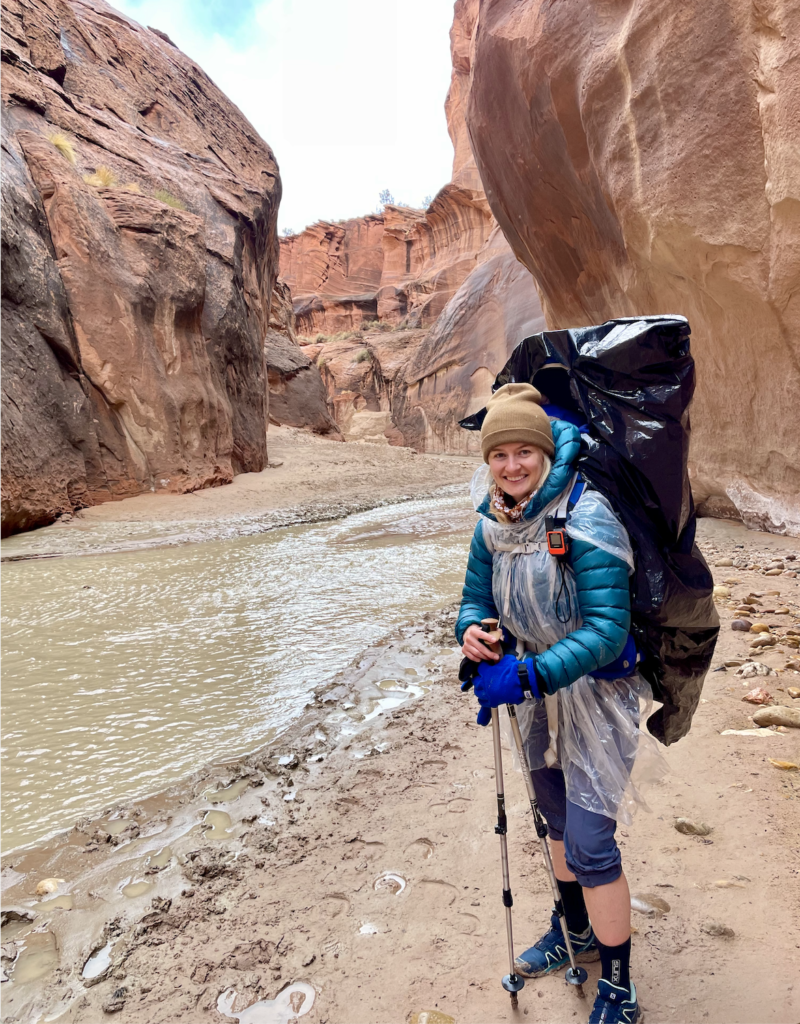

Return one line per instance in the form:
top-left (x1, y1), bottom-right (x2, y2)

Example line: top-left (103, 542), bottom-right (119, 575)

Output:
top-left (457, 382), bottom-right (649, 1024)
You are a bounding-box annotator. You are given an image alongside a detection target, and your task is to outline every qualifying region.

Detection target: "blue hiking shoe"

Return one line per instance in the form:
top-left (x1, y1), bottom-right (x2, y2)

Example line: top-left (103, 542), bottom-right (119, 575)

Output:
top-left (589, 979), bottom-right (642, 1023)
top-left (514, 911), bottom-right (599, 978)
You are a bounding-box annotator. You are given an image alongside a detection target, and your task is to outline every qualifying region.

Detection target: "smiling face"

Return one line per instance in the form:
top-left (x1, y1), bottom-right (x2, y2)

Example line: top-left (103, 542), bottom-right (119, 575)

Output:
top-left (487, 442), bottom-right (545, 502)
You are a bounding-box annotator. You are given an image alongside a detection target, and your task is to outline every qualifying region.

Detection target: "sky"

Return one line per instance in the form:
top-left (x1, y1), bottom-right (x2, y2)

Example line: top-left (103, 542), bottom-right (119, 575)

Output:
top-left (114, 0), bottom-right (458, 233)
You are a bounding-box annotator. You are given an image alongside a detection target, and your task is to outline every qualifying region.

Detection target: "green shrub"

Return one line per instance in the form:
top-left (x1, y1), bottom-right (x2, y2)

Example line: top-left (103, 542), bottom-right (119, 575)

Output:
top-left (353, 348), bottom-right (371, 364)
top-left (154, 188), bottom-right (185, 209)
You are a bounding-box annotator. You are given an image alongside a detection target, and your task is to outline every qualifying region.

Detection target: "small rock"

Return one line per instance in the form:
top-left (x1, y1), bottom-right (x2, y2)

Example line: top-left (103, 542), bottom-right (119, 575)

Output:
top-left (715, 558), bottom-right (734, 567)
top-left (764, 568), bottom-right (784, 576)
top-left (701, 920), bottom-right (735, 938)
top-left (631, 893), bottom-right (671, 916)
top-left (741, 687), bottom-right (773, 705)
top-left (713, 586), bottom-right (730, 599)
top-left (735, 662), bottom-right (776, 678)
top-left (752, 706), bottom-right (800, 729)
top-left (750, 623), bottom-right (771, 633)
top-left (768, 758), bottom-right (800, 771)
top-left (674, 817), bottom-right (712, 836)
top-left (731, 619), bottom-right (752, 631)
top-left (301, 954), bottom-right (316, 967)
top-left (787, 687), bottom-right (800, 698)
top-left (34, 878), bottom-right (64, 897)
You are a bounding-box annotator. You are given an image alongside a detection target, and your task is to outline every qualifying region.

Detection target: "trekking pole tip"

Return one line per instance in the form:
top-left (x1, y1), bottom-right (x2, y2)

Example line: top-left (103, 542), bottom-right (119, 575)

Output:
top-left (502, 973), bottom-right (524, 1006)
top-left (565, 965), bottom-right (588, 997)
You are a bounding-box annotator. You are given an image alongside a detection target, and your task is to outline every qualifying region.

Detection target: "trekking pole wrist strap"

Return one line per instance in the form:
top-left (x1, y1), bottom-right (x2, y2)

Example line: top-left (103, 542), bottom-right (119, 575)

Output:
top-left (517, 659), bottom-right (535, 699)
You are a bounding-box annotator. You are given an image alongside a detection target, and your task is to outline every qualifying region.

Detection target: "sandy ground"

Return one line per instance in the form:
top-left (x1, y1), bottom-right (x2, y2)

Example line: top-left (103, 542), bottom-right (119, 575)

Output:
top-left (2, 442), bottom-right (800, 1023)
top-left (61, 427), bottom-right (480, 527)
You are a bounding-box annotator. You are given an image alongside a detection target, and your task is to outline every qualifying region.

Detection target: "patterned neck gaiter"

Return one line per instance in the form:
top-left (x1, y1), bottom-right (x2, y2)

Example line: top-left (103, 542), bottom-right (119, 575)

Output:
top-left (490, 485), bottom-right (532, 523)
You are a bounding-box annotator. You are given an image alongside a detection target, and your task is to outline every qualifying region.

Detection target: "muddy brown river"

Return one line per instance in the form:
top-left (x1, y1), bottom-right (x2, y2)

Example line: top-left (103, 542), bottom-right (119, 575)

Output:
top-left (1, 494), bottom-right (475, 851)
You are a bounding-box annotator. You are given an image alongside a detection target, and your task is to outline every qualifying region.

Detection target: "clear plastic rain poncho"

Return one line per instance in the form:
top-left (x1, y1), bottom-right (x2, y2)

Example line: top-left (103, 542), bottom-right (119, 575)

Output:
top-left (471, 465), bottom-right (668, 825)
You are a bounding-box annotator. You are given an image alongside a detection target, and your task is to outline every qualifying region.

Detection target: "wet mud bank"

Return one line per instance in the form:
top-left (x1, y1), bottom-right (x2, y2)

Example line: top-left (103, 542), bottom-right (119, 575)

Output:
top-left (1, 605), bottom-right (464, 1021)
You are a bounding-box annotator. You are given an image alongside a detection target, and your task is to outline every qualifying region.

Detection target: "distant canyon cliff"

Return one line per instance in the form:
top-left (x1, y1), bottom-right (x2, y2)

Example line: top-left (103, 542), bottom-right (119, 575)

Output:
top-left (276, 0), bottom-right (545, 454)
top-left (2, 0), bottom-right (310, 535)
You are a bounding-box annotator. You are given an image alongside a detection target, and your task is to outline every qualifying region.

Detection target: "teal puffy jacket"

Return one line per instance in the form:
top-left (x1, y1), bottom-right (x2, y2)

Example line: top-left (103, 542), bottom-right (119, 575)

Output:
top-left (455, 420), bottom-right (632, 695)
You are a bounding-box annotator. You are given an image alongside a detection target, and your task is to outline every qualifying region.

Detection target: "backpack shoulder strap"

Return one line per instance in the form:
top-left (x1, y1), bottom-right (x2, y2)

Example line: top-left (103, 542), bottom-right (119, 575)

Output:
top-left (566, 474), bottom-right (586, 519)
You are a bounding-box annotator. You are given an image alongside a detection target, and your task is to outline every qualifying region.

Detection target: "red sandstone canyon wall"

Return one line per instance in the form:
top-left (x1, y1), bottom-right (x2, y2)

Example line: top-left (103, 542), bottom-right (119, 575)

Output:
top-left (464, 0), bottom-right (800, 534)
top-left (1, 0), bottom-right (281, 535)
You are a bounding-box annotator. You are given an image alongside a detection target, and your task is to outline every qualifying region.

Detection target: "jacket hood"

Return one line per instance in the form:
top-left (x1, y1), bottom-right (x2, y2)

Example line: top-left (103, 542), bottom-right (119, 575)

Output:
top-left (474, 419), bottom-right (581, 521)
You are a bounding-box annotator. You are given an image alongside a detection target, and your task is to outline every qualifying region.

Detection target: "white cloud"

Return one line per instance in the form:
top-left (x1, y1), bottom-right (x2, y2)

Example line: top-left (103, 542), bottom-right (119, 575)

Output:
top-left (113, 0), bottom-right (456, 232)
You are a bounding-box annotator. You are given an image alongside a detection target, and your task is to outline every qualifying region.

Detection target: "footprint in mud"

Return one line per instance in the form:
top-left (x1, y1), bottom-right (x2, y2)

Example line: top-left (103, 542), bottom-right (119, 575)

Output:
top-left (203, 778), bottom-right (251, 804)
top-left (321, 894), bottom-right (351, 919)
top-left (202, 810), bottom-right (233, 839)
top-left (145, 846), bottom-right (173, 873)
top-left (39, 894), bottom-right (74, 911)
top-left (428, 797), bottom-right (472, 814)
top-left (218, 982), bottom-right (315, 1024)
top-left (456, 912), bottom-right (481, 935)
top-left (346, 839), bottom-right (386, 861)
top-left (9, 930), bottom-right (59, 983)
top-left (405, 838), bottom-right (436, 861)
top-left (82, 940), bottom-right (114, 983)
top-left (373, 872), bottom-right (407, 895)
top-left (121, 879), bottom-right (153, 899)
top-left (334, 796), bottom-right (360, 814)
top-left (416, 879), bottom-right (458, 907)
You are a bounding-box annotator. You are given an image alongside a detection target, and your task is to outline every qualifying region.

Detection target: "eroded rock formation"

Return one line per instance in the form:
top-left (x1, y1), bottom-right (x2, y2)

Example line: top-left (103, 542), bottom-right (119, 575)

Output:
top-left (281, 0), bottom-right (544, 452)
top-left (265, 279), bottom-right (341, 437)
top-left (464, 0), bottom-right (800, 534)
top-left (1, 0), bottom-right (281, 534)
top-left (279, 187), bottom-right (497, 337)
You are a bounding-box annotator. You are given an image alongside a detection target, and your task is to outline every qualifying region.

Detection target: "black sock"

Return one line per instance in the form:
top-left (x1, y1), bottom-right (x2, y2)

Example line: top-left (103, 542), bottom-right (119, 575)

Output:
top-left (556, 879), bottom-right (589, 934)
top-left (597, 936), bottom-right (631, 993)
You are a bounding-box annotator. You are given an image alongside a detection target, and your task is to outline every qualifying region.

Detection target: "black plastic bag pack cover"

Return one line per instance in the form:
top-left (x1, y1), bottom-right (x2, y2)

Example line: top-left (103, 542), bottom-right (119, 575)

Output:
top-left (461, 315), bottom-right (719, 745)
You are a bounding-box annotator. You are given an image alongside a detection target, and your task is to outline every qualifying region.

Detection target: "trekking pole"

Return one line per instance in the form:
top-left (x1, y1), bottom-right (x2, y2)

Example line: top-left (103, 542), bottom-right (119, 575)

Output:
top-left (504, 675), bottom-right (588, 999)
top-left (459, 618), bottom-right (524, 1009)
top-left (489, 705), bottom-right (525, 1009)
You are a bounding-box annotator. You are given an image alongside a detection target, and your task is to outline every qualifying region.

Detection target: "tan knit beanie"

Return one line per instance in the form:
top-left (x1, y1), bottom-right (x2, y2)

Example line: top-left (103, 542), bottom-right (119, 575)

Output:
top-left (480, 383), bottom-right (554, 462)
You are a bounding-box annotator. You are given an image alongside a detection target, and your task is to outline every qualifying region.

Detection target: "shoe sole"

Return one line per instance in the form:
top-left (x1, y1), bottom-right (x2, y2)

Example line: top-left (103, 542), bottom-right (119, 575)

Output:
top-left (514, 947), bottom-right (600, 978)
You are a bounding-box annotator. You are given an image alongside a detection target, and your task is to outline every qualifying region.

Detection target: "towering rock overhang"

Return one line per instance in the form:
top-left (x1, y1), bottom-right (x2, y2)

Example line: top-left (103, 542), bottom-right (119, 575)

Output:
top-left (464, 0), bottom-right (800, 535)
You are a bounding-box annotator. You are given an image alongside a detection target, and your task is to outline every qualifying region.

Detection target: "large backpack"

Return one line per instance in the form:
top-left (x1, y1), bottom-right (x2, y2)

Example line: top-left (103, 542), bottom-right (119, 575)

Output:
top-left (460, 315), bottom-right (719, 745)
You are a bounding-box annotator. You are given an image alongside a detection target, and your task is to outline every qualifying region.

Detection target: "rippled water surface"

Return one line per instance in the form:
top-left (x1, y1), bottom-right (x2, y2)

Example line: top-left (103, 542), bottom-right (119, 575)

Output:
top-left (2, 494), bottom-right (475, 849)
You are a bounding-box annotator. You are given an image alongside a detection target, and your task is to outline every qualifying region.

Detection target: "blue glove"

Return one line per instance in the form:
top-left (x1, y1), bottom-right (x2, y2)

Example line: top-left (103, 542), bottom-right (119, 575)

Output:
top-left (473, 654), bottom-right (540, 725)
top-left (591, 634), bottom-right (640, 680)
